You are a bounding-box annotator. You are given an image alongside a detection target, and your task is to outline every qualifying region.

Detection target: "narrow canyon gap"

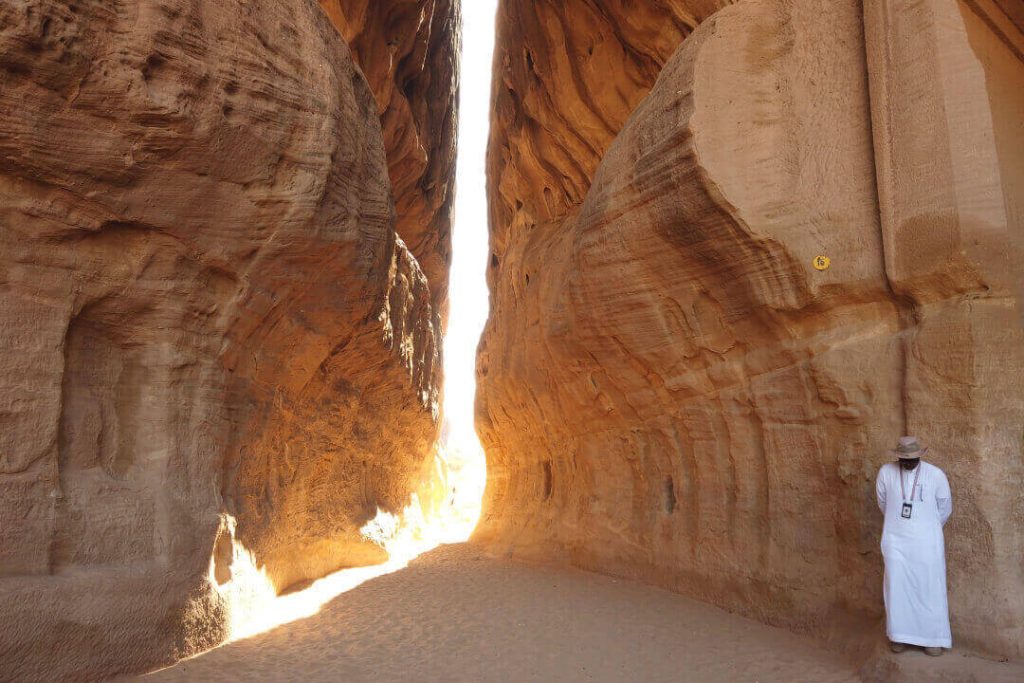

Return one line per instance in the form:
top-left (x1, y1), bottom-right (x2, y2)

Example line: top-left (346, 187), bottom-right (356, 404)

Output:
top-left (0, 0), bottom-right (1022, 680)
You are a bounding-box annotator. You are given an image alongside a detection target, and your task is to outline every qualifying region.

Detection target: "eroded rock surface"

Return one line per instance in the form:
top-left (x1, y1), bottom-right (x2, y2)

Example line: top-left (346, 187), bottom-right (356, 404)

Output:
top-left (486, 0), bottom-right (733, 261)
top-left (477, 0), bottom-right (1024, 662)
top-left (0, 0), bottom-right (451, 679)
top-left (321, 0), bottom-right (459, 318)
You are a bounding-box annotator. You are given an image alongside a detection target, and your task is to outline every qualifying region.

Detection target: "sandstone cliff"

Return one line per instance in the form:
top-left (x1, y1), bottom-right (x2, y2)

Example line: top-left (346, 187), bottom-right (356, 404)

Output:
top-left (487, 0), bottom-right (732, 266)
top-left (477, 0), bottom-right (1024, 662)
top-left (320, 0), bottom-right (459, 319)
top-left (0, 0), bottom-right (456, 679)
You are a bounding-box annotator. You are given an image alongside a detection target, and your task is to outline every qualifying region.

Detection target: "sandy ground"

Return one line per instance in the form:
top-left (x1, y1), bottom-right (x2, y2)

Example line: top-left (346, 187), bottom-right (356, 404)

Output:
top-left (138, 544), bottom-right (1021, 683)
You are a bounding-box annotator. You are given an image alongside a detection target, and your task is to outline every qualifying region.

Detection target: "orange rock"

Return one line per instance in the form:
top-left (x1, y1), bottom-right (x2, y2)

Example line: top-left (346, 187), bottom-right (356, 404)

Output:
top-left (320, 0), bottom-right (460, 321)
top-left (477, 0), bottom-right (1024, 662)
top-left (0, 0), bottom-right (453, 679)
top-left (486, 0), bottom-right (732, 263)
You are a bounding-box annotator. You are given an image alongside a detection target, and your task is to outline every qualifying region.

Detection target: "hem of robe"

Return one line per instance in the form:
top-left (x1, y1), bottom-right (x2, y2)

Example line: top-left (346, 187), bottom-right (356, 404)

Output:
top-left (887, 632), bottom-right (952, 648)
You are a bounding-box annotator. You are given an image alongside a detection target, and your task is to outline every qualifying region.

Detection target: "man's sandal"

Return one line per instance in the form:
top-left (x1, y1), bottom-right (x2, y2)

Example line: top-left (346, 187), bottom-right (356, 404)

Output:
top-left (889, 642), bottom-right (907, 653)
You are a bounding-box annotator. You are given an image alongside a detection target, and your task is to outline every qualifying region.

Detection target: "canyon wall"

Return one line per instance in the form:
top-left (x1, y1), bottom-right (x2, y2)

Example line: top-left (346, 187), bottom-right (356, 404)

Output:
top-left (320, 0), bottom-right (459, 319)
top-left (477, 0), bottom-right (1024, 662)
top-left (0, 0), bottom-right (456, 680)
top-left (487, 0), bottom-right (733, 262)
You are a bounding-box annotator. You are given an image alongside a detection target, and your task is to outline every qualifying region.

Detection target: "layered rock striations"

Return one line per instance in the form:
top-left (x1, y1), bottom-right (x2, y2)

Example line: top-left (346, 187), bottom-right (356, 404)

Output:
top-left (486, 0), bottom-right (733, 264)
top-left (477, 0), bottom-right (1024, 661)
top-left (320, 0), bottom-right (459, 319)
top-left (0, 0), bottom-right (455, 679)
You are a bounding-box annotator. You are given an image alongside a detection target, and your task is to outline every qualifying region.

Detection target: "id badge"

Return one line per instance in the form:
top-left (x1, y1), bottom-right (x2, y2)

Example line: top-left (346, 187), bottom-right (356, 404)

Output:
top-left (901, 502), bottom-right (913, 519)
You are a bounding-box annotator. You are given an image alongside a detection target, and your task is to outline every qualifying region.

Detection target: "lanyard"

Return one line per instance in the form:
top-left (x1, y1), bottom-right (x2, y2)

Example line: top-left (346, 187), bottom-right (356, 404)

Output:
top-left (899, 463), bottom-right (922, 502)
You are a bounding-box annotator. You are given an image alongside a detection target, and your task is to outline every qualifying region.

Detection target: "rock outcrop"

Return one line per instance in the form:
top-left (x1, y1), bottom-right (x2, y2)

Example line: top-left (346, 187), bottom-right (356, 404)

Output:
top-left (477, 0), bottom-right (1024, 663)
top-left (486, 0), bottom-right (733, 264)
top-left (320, 0), bottom-right (459, 319)
top-left (0, 0), bottom-right (455, 679)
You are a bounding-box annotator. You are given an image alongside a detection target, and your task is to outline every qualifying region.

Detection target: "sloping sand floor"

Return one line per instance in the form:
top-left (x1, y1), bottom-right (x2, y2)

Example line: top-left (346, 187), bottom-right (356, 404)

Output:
top-left (139, 544), bottom-right (1021, 683)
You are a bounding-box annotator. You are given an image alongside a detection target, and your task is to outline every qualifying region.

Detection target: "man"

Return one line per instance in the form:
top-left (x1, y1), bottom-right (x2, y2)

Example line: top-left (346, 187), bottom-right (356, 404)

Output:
top-left (875, 436), bottom-right (953, 656)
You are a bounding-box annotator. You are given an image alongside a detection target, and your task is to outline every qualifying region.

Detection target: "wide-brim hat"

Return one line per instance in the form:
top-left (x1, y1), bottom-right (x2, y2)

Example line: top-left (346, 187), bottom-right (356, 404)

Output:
top-left (890, 436), bottom-right (928, 459)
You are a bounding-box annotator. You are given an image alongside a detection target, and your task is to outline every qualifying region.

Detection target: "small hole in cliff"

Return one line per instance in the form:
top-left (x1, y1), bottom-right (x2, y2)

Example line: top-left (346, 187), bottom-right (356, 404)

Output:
top-left (663, 477), bottom-right (676, 514)
top-left (525, 273), bottom-right (530, 286)
top-left (142, 53), bottom-right (166, 80)
top-left (542, 461), bottom-right (553, 501)
top-left (490, 253), bottom-right (499, 268)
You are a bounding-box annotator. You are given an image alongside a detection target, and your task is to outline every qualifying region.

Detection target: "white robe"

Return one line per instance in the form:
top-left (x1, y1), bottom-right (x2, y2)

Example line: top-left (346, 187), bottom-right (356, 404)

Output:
top-left (875, 461), bottom-right (953, 648)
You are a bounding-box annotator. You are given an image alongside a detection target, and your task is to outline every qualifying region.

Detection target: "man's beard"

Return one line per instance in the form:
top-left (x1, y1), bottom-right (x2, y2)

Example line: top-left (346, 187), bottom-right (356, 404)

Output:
top-left (899, 457), bottom-right (921, 470)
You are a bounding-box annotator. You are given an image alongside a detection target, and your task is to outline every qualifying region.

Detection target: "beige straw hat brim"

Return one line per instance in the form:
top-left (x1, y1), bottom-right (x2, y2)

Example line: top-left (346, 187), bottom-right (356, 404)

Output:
top-left (890, 446), bottom-right (928, 459)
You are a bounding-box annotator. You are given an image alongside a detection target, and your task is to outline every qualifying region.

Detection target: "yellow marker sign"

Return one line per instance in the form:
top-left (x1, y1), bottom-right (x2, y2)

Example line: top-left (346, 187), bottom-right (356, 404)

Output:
top-left (813, 255), bottom-right (831, 271)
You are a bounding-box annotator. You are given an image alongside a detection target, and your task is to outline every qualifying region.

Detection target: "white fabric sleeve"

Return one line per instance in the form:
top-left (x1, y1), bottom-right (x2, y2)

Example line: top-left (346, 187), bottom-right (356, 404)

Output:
top-left (875, 467), bottom-right (886, 513)
top-left (935, 469), bottom-right (952, 525)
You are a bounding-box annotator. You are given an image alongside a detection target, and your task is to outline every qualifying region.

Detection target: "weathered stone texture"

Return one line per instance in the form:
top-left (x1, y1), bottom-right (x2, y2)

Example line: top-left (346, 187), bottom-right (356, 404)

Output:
top-left (0, 0), bottom-right (451, 679)
top-left (863, 0), bottom-right (1024, 656)
top-left (477, 0), bottom-right (1024, 663)
top-left (320, 0), bottom-right (459, 319)
top-left (486, 0), bottom-right (734, 262)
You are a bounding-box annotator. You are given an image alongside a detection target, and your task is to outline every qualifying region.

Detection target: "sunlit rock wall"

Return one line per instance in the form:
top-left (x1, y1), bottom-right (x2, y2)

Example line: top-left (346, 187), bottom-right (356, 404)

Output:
top-left (320, 0), bottom-right (459, 320)
top-left (486, 0), bottom-right (733, 265)
top-left (477, 0), bottom-right (1024, 661)
top-left (0, 0), bottom-right (454, 679)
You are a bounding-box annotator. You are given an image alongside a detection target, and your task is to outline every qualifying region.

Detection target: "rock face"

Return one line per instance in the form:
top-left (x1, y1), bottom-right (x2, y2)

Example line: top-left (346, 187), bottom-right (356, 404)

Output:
top-left (0, 0), bottom-right (454, 679)
top-left (320, 0), bottom-right (459, 319)
top-left (477, 0), bottom-right (1024, 663)
top-left (487, 0), bottom-right (732, 263)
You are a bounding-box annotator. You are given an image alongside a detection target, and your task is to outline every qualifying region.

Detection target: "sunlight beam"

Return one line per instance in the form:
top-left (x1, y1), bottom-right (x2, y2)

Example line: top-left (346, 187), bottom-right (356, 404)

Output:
top-left (208, 0), bottom-right (498, 645)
